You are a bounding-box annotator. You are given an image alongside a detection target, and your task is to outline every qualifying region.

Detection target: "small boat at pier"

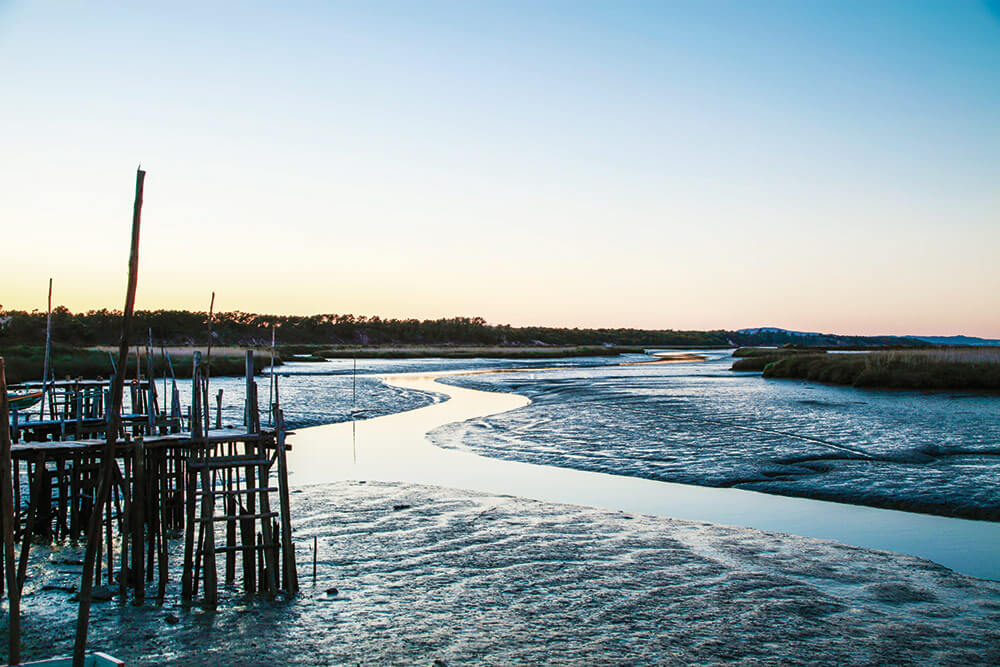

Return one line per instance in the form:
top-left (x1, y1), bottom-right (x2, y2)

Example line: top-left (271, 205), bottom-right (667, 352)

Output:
top-left (7, 389), bottom-right (44, 411)
top-left (21, 652), bottom-right (124, 666)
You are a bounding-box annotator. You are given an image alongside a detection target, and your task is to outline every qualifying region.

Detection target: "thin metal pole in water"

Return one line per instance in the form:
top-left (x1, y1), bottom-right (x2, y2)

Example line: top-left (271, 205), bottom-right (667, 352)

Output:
top-left (312, 535), bottom-right (317, 584)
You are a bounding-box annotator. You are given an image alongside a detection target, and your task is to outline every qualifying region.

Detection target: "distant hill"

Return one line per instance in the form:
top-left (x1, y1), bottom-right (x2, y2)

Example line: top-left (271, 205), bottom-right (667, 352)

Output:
top-left (906, 335), bottom-right (1000, 346)
top-left (733, 327), bottom-right (916, 348)
top-left (736, 327), bottom-right (1000, 348)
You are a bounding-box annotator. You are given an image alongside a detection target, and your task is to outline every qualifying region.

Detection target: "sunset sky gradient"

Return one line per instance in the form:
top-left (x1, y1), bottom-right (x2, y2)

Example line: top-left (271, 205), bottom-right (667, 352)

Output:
top-left (2, 1), bottom-right (998, 337)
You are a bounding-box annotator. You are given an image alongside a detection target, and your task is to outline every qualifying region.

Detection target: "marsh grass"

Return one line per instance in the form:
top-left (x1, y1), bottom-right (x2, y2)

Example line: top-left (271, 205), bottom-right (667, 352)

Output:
top-left (731, 347), bottom-right (826, 371)
top-left (762, 348), bottom-right (1000, 391)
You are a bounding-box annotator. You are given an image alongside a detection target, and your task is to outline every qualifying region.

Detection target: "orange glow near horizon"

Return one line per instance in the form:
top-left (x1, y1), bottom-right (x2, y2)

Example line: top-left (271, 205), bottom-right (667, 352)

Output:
top-left (2, 3), bottom-right (998, 339)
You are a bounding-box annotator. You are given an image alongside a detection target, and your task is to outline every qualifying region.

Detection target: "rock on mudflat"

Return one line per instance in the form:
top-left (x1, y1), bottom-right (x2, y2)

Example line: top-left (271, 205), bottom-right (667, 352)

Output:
top-left (71, 586), bottom-right (113, 602)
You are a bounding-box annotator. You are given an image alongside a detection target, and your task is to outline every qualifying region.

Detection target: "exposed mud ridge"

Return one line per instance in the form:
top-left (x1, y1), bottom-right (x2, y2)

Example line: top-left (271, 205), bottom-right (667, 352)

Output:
top-left (5, 482), bottom-right (1000, 665)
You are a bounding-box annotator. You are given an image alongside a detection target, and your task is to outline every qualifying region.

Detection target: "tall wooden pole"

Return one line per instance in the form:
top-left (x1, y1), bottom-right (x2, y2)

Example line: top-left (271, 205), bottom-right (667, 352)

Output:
top-left (73, 167), bottom-right (145, 667)
top-left (205, 292), bottom-right (214, 435)
top-left (268, 325), bottom-right (275, 426)
top-left (1, 359), bottom-right (22, 664)
top-left (41, 278), bottom-right (53, 419)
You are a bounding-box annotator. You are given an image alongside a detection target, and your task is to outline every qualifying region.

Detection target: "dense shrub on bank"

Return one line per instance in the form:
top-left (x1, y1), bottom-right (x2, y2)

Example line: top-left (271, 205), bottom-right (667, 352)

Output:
top-left (1, 307), bottom-right (920, 349)
top-left (730, 347), bottom-right (827, 371)
top-left (761, 349), bottom-right (1000, 391)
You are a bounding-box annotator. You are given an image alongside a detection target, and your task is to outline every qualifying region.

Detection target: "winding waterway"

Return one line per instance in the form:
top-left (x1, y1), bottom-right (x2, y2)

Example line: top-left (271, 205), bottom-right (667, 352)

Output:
top-left (286, 368), bottom-right (1000, 580)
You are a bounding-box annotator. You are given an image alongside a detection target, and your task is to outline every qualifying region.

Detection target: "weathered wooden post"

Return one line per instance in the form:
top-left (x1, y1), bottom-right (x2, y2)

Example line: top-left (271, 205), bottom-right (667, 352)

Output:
top-left (1, 359), bottom-right (22, 665)
top-left (147, 329), bottom-right (156, 434)
top-left (268, 325), bottom-right (275, 426)
top-left (182, 351), bottom-right (201, 600)
top-left (216, 389), bottom-right (223, 430)
top-left (198, 463), bottom-right (217, 607)
top-left (244, 351), bottom-right (254, 428)
top-left (132, 438), bottom-right (146, 602)
top-left (275, 409), bottom-right (297, 592)
top-left (191, 352), bottom-right (203, 440)
top-left (204, 292), bottom-right (214, 437)
top-left (73, 166), bottom-right (145, 667)
top-left (41, 278), bottom-right (53, 421)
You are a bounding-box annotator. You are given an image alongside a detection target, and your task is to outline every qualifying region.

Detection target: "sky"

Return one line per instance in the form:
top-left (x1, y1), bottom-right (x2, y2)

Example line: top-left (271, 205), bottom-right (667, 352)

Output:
top-left (2, 1), bottom-right (998, 337)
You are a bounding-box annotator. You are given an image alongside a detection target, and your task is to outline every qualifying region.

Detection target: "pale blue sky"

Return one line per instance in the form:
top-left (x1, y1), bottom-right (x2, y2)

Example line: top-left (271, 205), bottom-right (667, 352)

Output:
top-left (2, 1), bottom-right (998, 336)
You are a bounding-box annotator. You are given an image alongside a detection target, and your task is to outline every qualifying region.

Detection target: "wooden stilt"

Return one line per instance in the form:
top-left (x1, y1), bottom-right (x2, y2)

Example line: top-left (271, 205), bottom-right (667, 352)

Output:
top-left (105, 486), bottom-right (113, 587)
top-left (199, 466), bottom-right (217, 607)
top-left (13, 458), bottom-right (21, 541)
top-left (157, 451), bottom-right (168, 599)
top-left (225, 485), bottom-right (236, 584)
top-left (41, 279), bottom-right (53, 422)
top-left (181, 464), bottom-right (196, 600)
top-left (118, 458), bottom-right (131, 599)
top-left (275, 410), bottom-right (298, 593)
top-left (17, 456), bottom-right (45, 591)
top-left (57, 456), bottom-right (68, 539)
top-left (1, 359), bottom-right (23, 665)
top-left (132, 440), bottom-right (145, 602)
top-left (70, 456), bottom-right (80, 541)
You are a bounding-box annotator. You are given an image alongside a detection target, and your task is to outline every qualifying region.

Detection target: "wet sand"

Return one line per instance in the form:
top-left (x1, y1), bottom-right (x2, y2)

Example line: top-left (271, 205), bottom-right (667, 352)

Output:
top-left (8, 481), bottom-right (1000, 665)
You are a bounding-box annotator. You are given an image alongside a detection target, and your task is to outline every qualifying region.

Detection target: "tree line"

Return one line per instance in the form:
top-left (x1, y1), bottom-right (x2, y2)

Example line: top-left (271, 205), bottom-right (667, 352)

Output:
top-left (0, 307), bottom-right (916, 349)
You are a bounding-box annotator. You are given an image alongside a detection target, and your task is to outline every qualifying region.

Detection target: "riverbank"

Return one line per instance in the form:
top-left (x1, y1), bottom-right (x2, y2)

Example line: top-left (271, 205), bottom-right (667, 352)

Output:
top-left (278, 344), bottom-right (651, 362)
top-left (7, 481), bottom-right (1000, 665)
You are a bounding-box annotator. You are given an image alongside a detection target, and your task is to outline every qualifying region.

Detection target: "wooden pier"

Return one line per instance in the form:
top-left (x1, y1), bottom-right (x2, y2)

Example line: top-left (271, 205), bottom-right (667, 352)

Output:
top-left (2, 352), bottom-right (297, 606)
top-left (1, 167), bottom-right (304, 665)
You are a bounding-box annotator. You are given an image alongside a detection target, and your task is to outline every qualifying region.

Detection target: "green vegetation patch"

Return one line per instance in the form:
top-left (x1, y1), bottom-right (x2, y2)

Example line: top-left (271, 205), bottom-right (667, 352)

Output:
top-left (731, 347), bottom-right (827, 371)
top-left (761, 349), bottom-right (1000, 391)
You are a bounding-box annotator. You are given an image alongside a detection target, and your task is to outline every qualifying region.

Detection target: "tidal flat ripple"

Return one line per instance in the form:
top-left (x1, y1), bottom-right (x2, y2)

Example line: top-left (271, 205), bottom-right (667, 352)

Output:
top-left (12, 482), bottom-right (1000, 665)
